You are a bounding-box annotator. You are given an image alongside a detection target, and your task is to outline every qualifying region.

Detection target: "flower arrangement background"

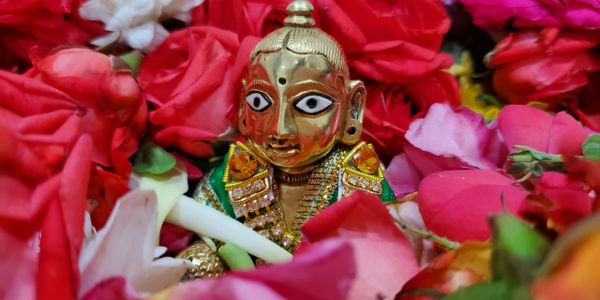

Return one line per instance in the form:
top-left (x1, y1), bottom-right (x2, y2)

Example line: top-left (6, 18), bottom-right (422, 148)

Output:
top-left (1, 0), bottom-right (600, 299)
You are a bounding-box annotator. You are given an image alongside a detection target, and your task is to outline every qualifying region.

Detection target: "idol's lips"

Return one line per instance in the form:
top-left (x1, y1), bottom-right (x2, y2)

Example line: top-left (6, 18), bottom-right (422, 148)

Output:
top-left (266, 143), bottom-right (301, 157)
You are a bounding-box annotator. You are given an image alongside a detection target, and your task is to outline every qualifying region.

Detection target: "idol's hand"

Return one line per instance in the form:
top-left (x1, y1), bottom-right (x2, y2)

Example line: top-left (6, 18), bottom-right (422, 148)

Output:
top-left (167, 195), bottom-right (293, 264)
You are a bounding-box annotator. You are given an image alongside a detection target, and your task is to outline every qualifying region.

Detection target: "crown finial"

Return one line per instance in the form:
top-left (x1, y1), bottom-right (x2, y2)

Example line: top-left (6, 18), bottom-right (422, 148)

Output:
top-left (284, 0), bottom-right (315, 28)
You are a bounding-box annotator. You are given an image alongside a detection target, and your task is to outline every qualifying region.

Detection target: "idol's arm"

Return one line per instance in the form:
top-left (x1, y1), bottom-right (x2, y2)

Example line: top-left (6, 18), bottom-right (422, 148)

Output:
top-left (166, 195), bottom-right (293, 264)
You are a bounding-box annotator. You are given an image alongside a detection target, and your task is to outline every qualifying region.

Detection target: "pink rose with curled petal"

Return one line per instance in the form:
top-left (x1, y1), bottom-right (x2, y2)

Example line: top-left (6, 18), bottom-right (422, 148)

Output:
top-left (403, 103), bottom-right (506, 175)
top-left (457, 0), bottom-right (600, 30)
top-left (497, 105), bottom-right (590, 155)
top-left (418, 170), bottom-right (528, 242)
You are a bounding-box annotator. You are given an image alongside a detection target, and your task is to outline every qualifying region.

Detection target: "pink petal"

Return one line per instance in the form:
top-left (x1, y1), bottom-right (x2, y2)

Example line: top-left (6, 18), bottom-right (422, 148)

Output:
top-left (159, 240), bottom-right (356, 300)
top-left (498, 105), bottom-right (553, 152)
top-left (300, 192), bottom-right (419, 300)
top-left (384, 153), bottom-right (423, 197)
top-left (547, 111), bottom-right (589, 155)
top-left (82, 277), bottom-right (138, 300)
top-left (418, 170), bottom-right (528, 241)
top-left (405, 103), bottom-right (500, 172)
top-left (498, 105), bottom-right (589, 154)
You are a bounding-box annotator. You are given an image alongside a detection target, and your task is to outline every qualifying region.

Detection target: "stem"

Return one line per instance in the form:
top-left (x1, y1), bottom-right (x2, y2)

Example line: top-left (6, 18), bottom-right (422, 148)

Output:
top-left (510, 154), bottom-right (533, 163)
top-left (547, 155), bottom-right (564, 163)
top-left (514, 170), bottom-right (533, 183)
top-left (393, 217), bottom-right (460, 251)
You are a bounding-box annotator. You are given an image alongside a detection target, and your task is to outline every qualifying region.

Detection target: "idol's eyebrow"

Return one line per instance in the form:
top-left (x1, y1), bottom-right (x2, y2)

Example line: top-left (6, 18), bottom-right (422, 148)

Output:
top-left (247, 79), bottom-right (277, 95)
top-left (285, 80), bottom-right (339, 99)
top-left (248, 79), bottom-right (274, 88)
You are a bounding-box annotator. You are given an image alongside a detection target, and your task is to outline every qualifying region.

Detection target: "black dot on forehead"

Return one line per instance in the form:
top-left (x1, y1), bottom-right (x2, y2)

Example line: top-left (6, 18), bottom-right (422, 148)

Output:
top-left (278, 77), bottom-right (287, 85)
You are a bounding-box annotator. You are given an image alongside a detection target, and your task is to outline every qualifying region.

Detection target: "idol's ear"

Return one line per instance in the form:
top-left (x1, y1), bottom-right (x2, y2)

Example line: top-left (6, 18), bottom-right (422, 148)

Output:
top-left (238, 80), bottom-right (248, 135)
top-left (340, 80), bottom-right (366, 145)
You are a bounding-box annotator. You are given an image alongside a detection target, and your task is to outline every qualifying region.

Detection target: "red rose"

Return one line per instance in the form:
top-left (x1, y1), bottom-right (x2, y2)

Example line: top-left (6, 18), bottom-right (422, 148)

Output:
top-left (192, 0), bottom-right (287, 39)
top-left (487, 28), bottom-right (600, 106)
top-left (571, 73), bottom-right (600, 131)
top-left (314, 0), bottom-right (458, 160)
top-left (315, 0), bottom-right (453, 84)
top-left (26, 48), bottom-right (147, 176)
top-left (138, 26), bottom-right (258, 157)
top-left (532, 172), bottom-right (593, 232)
top-left (363, 71), bottom-right (459, 162)
top-left (361, 84), bottom-right (411, 163)
top-left (0, 0), bottom-right (104, 71)
top-left (0, 72), bottom-right (94, 297)
top-left (19, 48), bottom-right (146, 229)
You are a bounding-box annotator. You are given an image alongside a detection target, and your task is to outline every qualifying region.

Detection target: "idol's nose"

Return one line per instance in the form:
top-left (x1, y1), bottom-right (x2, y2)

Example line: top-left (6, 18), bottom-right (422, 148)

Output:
top-left (273, 100), bottom-right (298, 137)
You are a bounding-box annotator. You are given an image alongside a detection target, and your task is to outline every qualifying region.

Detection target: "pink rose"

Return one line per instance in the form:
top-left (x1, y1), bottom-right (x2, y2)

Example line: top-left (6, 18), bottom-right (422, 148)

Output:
top-left (497, 105), bottom-right (589, 155)
top-left (405, 103), bottom-right (505, 173)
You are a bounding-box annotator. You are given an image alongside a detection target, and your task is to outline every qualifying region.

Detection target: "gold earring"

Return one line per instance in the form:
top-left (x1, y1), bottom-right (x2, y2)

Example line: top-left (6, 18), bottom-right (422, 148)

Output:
top-left (341, 117), bottom-right (362, 145)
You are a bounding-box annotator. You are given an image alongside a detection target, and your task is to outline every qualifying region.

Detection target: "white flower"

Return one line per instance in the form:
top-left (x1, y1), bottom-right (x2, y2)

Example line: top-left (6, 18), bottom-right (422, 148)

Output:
top-left (80, 0), bottom-right (204, 53)
top-left (78, 190), bottom-right (188, 297)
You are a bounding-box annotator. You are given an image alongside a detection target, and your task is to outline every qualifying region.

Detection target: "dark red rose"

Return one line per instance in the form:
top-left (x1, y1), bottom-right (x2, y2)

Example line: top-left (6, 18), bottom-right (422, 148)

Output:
top-left (0, 0), bottom-right (104, 71)
top-left (487, 28), bottom-right (600, 106)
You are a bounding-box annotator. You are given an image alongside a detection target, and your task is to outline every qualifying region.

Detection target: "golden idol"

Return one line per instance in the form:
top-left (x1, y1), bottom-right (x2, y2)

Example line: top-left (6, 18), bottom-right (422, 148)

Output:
top-left (186, 0), bottom-right (397, 276)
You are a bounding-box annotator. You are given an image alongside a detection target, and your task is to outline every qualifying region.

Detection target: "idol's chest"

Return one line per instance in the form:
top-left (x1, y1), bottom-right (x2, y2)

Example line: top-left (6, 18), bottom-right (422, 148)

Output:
top-left (213, 141), bottom-right (390, 251)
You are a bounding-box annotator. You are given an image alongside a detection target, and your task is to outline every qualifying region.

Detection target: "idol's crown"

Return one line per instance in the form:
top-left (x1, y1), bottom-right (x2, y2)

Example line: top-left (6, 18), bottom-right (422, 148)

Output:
top-left (284, 0), bottom-right (315, 28)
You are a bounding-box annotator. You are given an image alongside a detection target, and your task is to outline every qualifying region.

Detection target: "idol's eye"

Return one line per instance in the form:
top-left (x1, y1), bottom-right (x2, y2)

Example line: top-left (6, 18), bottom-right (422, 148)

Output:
top-left (246, 92), bottom-right (272, 112)
top-left (293, 94), bottom-right (333, 115)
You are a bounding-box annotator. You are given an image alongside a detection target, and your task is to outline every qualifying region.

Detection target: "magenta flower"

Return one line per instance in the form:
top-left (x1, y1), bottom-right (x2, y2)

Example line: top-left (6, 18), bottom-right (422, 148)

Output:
top-left (457, 0), bottom-right (600, 30)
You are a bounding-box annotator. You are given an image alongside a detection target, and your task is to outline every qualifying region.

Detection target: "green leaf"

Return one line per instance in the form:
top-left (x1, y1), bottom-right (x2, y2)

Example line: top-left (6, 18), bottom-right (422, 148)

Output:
top-left (490, 214), bottom-right (550, 285)
top-left (119, 50), bottom-right (143, 75)
top-left (218, 242), bottom-right (255, 270)
top-left (532, 163), bottom-right (544, 177)
top-left (443, 281), bottom-right (509, 300)
top-left (582, 134), bottom-right (600, 161)
top-left (133, 141), bottom-right (177, 175)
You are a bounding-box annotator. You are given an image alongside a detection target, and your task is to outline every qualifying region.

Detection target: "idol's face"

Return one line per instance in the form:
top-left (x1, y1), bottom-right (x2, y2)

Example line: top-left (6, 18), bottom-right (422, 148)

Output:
top-left (241, 50), bottom-right (348, 169)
